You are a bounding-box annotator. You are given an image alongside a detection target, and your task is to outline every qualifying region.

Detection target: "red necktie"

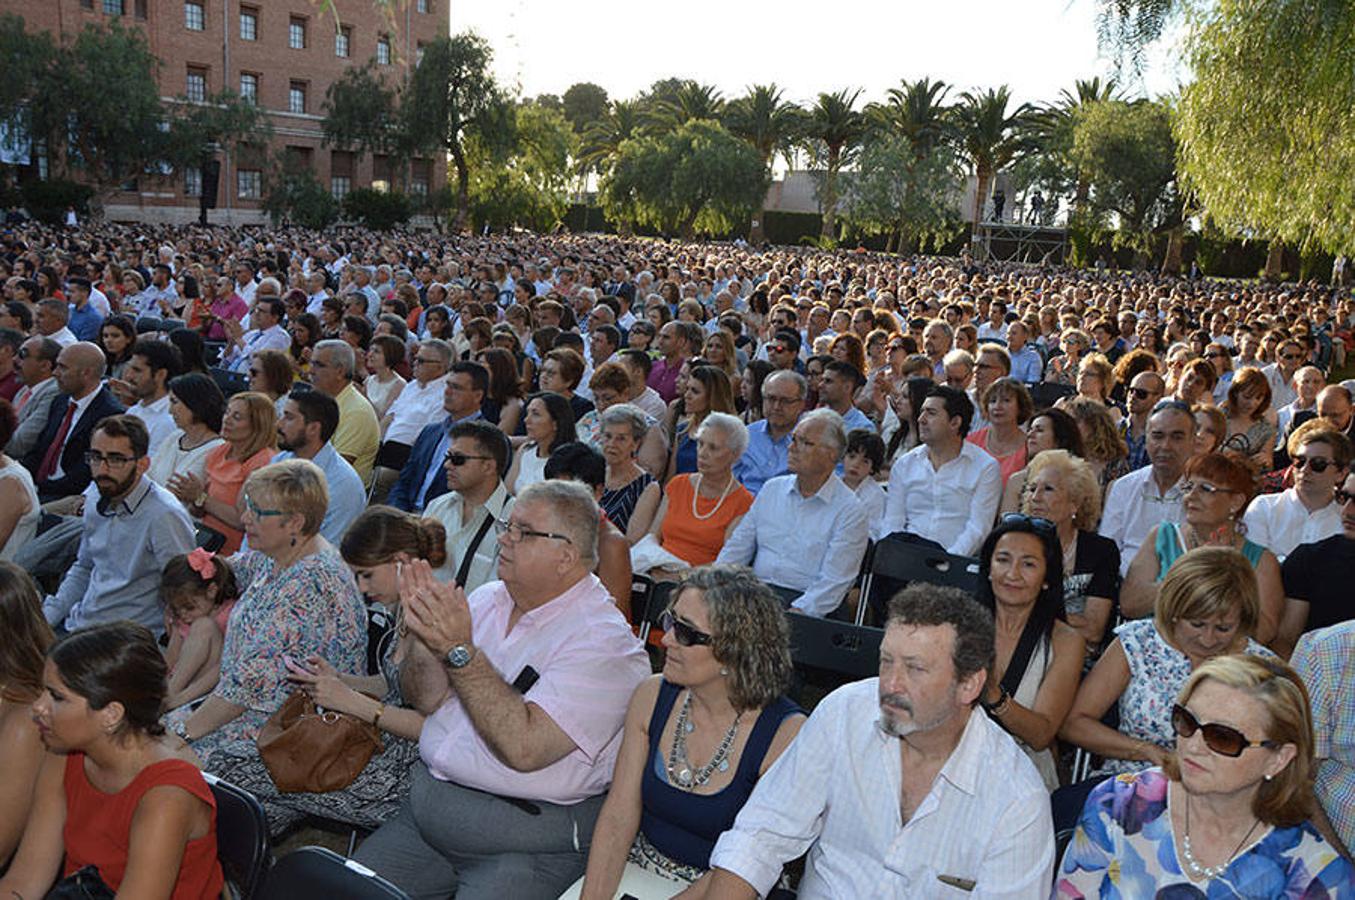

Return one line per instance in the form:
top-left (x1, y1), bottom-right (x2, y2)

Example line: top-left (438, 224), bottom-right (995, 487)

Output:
top-left (36, 400), bottom-right (77, 483)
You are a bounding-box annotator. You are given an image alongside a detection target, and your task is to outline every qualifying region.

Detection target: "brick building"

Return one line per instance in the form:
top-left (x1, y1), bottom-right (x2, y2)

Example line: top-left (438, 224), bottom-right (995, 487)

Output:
top-left (0, 0), bottom-right (447, 223)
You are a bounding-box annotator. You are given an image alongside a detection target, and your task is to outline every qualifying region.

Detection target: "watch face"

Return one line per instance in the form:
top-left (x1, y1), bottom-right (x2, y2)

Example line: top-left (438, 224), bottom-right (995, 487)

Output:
top-left (446, 645), bottom-right (472, 668)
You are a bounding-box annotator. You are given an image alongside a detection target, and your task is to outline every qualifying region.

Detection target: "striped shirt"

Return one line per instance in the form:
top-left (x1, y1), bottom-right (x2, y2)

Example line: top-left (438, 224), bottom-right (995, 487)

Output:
top-left (1292, 622), bottom-right (1355, 852)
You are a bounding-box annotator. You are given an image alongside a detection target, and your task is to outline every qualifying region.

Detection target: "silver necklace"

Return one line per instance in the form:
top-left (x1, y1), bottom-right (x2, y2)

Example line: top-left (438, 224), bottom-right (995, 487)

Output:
top-left (1181, 792), bottom-right (1261, 880)
top-left (665, 692), bottom-right (739, 790)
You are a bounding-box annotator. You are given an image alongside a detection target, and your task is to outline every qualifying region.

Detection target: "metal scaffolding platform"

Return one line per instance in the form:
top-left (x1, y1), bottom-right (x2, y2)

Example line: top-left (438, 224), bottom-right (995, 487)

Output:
top-left (972, 220), bottom-right (1069, 265)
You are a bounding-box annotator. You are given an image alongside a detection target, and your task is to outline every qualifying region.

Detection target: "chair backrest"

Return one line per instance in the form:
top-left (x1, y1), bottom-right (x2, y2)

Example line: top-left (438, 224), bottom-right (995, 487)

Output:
top-left (869, 535), bottom-right (979, 593)
top-left (635, 577), bottom-right (676, 637)
top-left (629, 573), bottom-right (655, 630)
top-left (210, 366), bottom-right (250, 398)
top-left (257, 847), bottom-right (408, 900)
top-left (203, 773), bottom-right (271, 900)
top-left (136, 315), bottom-right (163, 334)
top-left (195, 523), bottom-right (227, 552)
top-left (787, 612), bottom-right (884, 687)
top-left (1030, 381), bottom-right (1077, 409)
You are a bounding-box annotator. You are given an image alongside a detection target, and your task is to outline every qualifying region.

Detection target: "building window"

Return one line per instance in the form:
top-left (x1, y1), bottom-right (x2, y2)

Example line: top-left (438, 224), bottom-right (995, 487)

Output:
top-left (184, 1), bottom-right (204, 30)
top-left (288, 82), bottom-right (306, 114)
top-left (237, 169), bottom-right (261, 199)
top-left (240, 73), bottom-right (258, 104)
top-left (134, 0), bottom-right (147, 18)
top-left (186, 68), bottom-right (207, 103)
top-left (103, 0), bottom-right (124, 14)
top-left (417, 0), bottom-right (429, 12)
top-left (330, 175), bottom-right (351, 199)
top-left (415, 43), bottom-right (425, 65)
top-left (376, 35), bottom-right (391, 65)
top-left (335, 26), bottom-right (350, 58)
top-left (288, 17), bottom-right (306, 49)
top-left (81, 0), bottom-right (93, 9)
top-left (184, 166), bottom-right (202, 197)
top-left (239, 6), bottom-right (258, 41)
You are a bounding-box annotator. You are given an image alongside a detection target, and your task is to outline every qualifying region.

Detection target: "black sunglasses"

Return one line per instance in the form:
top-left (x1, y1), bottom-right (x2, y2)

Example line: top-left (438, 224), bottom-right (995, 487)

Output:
top-left (1292, 455), bottom-right (1336, 473)
top-left (1335, 488), bottom-right (1355, 506)
top-left (445, 451), bottom-right (492, 466)
top-left (1171, 704), bottom-right (1278, 758)
top-left (1000, 513), bottom-right (1055, 534)
top-left (1128, 386), bottom-right (1160, 401)
top-left (659, 608), bottom-right (712, 647)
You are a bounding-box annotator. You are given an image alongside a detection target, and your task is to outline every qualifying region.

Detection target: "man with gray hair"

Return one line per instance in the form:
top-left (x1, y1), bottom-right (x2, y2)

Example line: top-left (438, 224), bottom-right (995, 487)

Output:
top-left (718, 408), bottom-right (869, 616)
top-left (734, 370), bottom-right (807, 494)
top-left (310, 338), bottom-right (380, 485)
top-left (355, 479), bottom-right (650, 898)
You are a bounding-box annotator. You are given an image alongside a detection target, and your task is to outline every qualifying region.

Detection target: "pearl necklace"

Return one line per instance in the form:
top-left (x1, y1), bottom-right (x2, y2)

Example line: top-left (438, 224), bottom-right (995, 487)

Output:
top-left (665, 692), bottom-right (739, 790)
top-left (1181, 792), bottom-right (1261, 880)
top-left (690, 473), bottom-right (736, 521)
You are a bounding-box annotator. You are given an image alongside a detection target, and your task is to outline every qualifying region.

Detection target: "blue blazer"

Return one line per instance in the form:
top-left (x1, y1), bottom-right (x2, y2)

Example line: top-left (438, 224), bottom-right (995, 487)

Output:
top-left (386, 420), bottom-right (449, 512)
top-left (24, 386), bottom-right (126, 502)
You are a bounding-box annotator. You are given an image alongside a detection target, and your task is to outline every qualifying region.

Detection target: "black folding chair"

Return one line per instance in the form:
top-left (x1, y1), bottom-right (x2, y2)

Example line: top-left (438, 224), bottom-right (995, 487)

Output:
top-left (210, 366), bottom-right (250, 397)
top-left (135, 315), bottom-right (163, 334)
top-left (203, 773), bottom-right (272, 900)
top-left (195, 523), bottom-right (227, 553)
top-left (1030, 381), bottom-right (1077, 409)
top-left (786, 612), bottom-right (884, 706)
top-left (629, 573), bottom-right (654, 631)
top-left (858, 534), bottom-right (979, 625)
top-left (257, 847), bottom-right (408, 900)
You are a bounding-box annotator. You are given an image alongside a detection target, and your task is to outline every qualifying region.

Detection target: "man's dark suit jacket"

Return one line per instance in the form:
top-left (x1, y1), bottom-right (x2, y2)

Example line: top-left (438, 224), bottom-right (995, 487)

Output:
top-left (24, 386), bottom-right (125, 502)
top-left (386, 419), bottom-right (452, 513)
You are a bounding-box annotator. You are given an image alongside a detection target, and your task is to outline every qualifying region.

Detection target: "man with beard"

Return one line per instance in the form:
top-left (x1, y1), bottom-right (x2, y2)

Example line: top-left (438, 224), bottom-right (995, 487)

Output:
top-left (701, 584), bottom-right (1053, 898)
top-left (272, 387), bottom-right (365, 545)
top-left (41, 415), bottom-right (194, 635)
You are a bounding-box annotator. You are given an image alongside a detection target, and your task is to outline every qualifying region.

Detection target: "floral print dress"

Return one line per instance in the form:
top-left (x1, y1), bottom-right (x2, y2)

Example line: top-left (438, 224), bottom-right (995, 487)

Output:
top-left (1056, 768), bottom-right (1353, 898)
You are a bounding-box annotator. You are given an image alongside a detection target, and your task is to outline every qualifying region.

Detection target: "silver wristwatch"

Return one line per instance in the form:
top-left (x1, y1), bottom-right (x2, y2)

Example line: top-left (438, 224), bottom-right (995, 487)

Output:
top-left (445, 643), bottom-right (476, 669)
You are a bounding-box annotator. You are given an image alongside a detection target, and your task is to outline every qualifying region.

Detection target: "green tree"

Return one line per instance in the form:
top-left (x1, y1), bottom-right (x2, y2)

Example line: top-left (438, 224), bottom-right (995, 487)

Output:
top-left (400, 32), bottom-right (515, 232)
top-left (469, 103), bottom-right (576, 231)
top-left (561, 82), bottom-right (609, 134)
top-left (322, 63), bottom-right (401, 158)
top-left (263, 168), bottom-right (339, 229)
top-left (802, 89), bottom-right (867, 241)
top-left (950, 86), bottom-right (1035, 226)
top-left (841, 133), bottom-right (964, 252)
top-left (0, 14), bottom-right (56, 135)
top-left (723, 84), bottom-right (803, 241)
top-left (642, 81), bottom-right (725, 135)
top-left (598, 119), bottom-right (766, 238)
top-left (343, 186), bottom-right (412, 230)
top-left (1071, 99), bottom-right (1180, 267)
top-left (865, 77), bottom-right (953, 157)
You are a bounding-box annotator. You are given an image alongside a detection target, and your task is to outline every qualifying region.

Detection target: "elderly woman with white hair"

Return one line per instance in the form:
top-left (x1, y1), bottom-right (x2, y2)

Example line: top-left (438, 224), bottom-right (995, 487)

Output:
top-left (646, 413), bottom-right (753, 580)
top-left (598, 404), bottom-right (662, 540)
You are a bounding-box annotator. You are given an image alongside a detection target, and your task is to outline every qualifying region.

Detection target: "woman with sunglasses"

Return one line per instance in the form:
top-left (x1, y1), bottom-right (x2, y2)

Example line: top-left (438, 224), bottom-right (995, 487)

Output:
top-left (1059, 547), bottom-right (1277, 789)
top-left (1043, 328), bottom-right (1091, 386)
top-left (167, 392), bottom-right (277, 554)
top-left (207, 506), bottom-right (444, 836)
top-left (1057, 655), bottom-right (1352, 895)
top-left (575, 565), bottom-right (803, 897)
top-left (974, 515), bottom-right (1086, 791)
top-left (1121, 452), bottom-right (1284, 644)
top-left (166, 460), bottom-right (367, 763)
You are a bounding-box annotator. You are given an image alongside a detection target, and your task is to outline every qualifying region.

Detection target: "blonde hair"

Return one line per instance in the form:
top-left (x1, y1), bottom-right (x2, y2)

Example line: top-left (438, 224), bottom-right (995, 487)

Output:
top-left (1064, 396), bottom-right (1128, 463)
top-left (1021, 449), bottom-right (1103, 529)
top-left (244, 458), bottom-right (329, 537)
top-left (226, 391), bottom-right (278, 461)
top-left (1155, 546), bottom-right (1259, 641)
top-left (1169, 655), bottom-right (1314, 827)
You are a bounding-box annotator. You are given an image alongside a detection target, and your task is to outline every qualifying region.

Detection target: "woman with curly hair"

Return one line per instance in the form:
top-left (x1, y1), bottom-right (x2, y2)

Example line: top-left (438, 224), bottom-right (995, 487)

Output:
top-left (576, 565), bottom-right (804, 896)
top-left (1064, 396), bottom-right (1131, 492)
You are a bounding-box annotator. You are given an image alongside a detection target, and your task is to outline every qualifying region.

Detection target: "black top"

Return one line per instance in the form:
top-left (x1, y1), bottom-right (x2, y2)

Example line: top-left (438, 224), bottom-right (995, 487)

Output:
top-left (1282, 534), bottom-right (1355, 632)
top-left (1064, 530), bottom-right (1122, 646)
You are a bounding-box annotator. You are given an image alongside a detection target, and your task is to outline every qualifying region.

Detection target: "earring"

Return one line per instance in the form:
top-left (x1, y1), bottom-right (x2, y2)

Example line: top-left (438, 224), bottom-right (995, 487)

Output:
top-left (1264, 774), bottom-right (1273, 782)
top-left (290, 534), bottom-right (298, 547)
top-left (720, 668), bottom-right (729, 676)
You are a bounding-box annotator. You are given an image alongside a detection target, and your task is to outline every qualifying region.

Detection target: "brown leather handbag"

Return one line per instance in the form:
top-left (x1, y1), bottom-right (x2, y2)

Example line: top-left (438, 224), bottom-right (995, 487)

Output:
top-left (256, 691), bottom-right (384, 793)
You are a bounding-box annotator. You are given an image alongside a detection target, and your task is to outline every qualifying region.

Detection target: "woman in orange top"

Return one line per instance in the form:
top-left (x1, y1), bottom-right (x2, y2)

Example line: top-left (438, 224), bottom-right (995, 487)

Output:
top-left (0, 622), bottom-right (223, 899)
top-left (168, 392), bottom-right (276, 553)
top-left (649, 413), bottom-right (753, 579)
top-left (966, 377), bottom-right (1034, 488)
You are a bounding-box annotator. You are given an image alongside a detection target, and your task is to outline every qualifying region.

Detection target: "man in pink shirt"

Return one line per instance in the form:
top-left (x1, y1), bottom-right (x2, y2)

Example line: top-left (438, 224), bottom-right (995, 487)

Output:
top-left (355, 480), bottom-right (651, 899)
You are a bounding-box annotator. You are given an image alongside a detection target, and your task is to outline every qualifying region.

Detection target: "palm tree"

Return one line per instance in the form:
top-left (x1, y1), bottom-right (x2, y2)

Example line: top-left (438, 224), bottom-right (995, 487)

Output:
top-left (950, 86), bottom-right (1035, 226)
top-left (803, 88), bottom-right (866, 240)
top-left (865, 77), bottom-right (953, 157)
top-left (576, 99), bottom-right (640, 178)
top-left (724, 84), bottom-right (803, 241)
top-left (1050, 77), bottom-right (1121, 214)
top-left (643, 81), bottom-right (724, 134)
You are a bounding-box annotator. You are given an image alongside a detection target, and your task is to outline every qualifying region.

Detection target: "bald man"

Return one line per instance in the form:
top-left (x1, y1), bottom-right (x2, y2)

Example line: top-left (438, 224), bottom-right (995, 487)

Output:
top-left (23, 341), bottom-right (126, 502)
top-left (1317, 385), bottom-right (1354, 441)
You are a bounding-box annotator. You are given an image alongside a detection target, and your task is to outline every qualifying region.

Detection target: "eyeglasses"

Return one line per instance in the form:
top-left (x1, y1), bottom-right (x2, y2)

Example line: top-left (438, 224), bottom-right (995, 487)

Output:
top-left (1000, 513), bottom-right (1055, 534)
top-left (1171, 704), bottom-right (1277, 758)
top-left (243, 492), bottom-right (285, 519)
top-left (494, 516), bottom-right (571, 544)
top-left (761, 394), bottom-right (803, 408)
top-left (1128, 386), bottom-right (1161, 401)
top-left (1280, 353), bottom-right (1304, 362)
top-left (659, 608), bottom-right (712, 647)
top-left (84, 451), bottom-right (138, 468)
top-left (1335, 488), bottom-right (1355, 506)
top-left (1292, 454), bottom-right (1336, 473)
top-left (1180, 481), bottom-right (1231, 496)
top-left (1204, 352), bottom-right (1229, 360)
top-left (414, 357), bottom-right (442, 365)
top-left (445, 451), bottom-right (492, 467)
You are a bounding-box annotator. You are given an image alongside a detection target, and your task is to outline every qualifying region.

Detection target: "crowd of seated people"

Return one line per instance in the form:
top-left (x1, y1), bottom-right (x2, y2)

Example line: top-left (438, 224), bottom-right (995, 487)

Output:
top-left (1, 220), bottom-right (1355, 896)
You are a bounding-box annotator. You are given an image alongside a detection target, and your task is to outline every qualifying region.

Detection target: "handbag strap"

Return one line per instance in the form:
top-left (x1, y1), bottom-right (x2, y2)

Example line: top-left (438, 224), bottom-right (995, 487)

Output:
top-left (455, 505), bottom-right (498, 588)
top-left (999, 617), bottom-right (1045, 699)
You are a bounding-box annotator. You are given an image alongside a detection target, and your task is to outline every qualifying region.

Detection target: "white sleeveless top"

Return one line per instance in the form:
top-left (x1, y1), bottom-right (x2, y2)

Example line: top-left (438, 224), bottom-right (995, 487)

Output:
top-left (514, 443), bottom-right (550, 494)
top-left (1010, 633), bottom-right (1059, 792)
top-left (0, 456), bottom-right (40, 562)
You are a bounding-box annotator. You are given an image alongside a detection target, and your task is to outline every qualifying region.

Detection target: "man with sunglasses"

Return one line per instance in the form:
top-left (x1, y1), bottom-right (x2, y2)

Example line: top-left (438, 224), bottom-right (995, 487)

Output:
top-left (1121, 371), bottom-right (1166, 471)
top-left (41, 415), bottom-right (194, 635)
top-left (1100, 400), bottom-right (1194, 577)
top-left (423, 420), bottom-right (513, 593)
top-left (355, 480), bottom-right (649, 899)
top-left (764, 328), bottom-right (803, 373)
top-left (1262, 337), bottom-right (1307, 410)
top-left (1276, 466), bottom-right (1355, 656)
top-left (4, 336), bottom-right (59, 459)
top-left (702, 583), bottom-right (1054, 898)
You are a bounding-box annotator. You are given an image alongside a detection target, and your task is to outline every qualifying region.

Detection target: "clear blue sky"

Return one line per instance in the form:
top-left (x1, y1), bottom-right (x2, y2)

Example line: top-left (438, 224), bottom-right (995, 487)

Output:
top-left (453, 0), bottom-right (1183, 110)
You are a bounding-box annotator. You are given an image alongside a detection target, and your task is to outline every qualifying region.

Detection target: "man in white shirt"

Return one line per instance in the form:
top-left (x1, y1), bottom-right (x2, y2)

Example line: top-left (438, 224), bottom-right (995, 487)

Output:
top-left (304, 270), bottom-right (330, 316)
top-left (1275, 366), bottom-right (1325, 445)
top-left (884, 386), bottom-right (1001, 557)
top-left (1262, 338), bottom-right (1306, 411)
top-left (1244, 420), bottom-right (1349, 562)
top-left (35, 299), bottom-right (78, 348)
top-left (233, 261), bottom-right (258, 307)
top-left (1100, 400), bottom-right (1195, 576)
top-left (379, 338), bottom-right (453, 457)
top-left (221, 297), bottom-right (289, 373)
top-left (423, 420), bottom-right (513, 593)
top-left (122, 338), bottom-right (182, 454)
top-left (704, 583), bottom-right (1054, 899)
top-left (976, 300), bottom-right (1009, 343)
top-left (718, 409), bottom-right (869, 617)
top-left (138, 264), bottom-right (179, 318)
